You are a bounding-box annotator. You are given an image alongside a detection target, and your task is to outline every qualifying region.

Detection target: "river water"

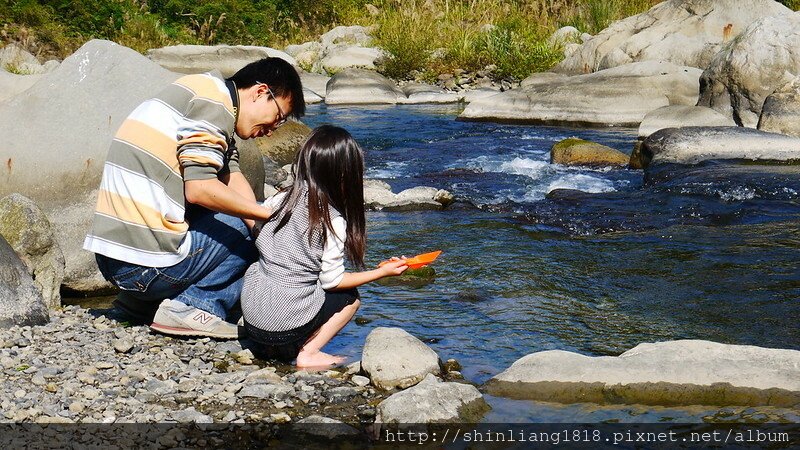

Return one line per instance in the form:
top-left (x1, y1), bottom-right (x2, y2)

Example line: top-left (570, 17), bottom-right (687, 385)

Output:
top-left (77, 103), bottom-right (800, 422)
top-left (302, 103), bottom-right (800, 422)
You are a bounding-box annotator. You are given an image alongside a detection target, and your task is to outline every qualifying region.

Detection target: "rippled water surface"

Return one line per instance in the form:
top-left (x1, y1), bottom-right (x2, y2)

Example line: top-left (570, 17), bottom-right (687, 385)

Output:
top-left (80, 104), bottom-right (800, 422)
top-left (301, 104), bottom-right (800, 421)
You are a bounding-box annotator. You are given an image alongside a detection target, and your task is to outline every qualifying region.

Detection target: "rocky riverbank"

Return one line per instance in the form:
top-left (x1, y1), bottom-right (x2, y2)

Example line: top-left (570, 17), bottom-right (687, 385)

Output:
top-left (0, 306), bottom-right (484, 437)
top-left (0, 306), bottom-right (382, 425)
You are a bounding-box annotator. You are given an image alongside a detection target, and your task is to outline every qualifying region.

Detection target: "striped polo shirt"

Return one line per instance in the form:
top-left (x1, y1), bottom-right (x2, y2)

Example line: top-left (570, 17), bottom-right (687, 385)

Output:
top-left (83, 71), bottom-right (241, 267)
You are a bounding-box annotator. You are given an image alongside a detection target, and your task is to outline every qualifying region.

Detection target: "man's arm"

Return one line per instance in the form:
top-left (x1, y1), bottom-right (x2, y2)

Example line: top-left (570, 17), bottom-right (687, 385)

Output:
top-left (185, 177), bottom-right (269, 226)
top-left (223, 170), bottom-right (260, 229)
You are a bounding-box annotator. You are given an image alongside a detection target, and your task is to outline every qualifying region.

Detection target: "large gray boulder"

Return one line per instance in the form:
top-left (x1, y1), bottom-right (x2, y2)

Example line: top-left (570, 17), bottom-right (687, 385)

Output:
top-left (0, 235), bottom-right (49, 328)
top-left (486, 340), bottom-right (800, 407)
top-left (361, 328), bottom-right (441, 390)
top-left (460, 62), bottom-right (701, 127)
top-left (758, 77), bottom-right (800, 138)
top-left (640, 126), bottom-right (800, 167)
top-left (638, 105), bottom-right (736, 138)
top-left (251, 120), bottom-right (312, 166)
top-left (697, 13), bottom-right (800, 127)
top-left (0, 39), bottom-right (180, 202)
top-left (554, 0), bottom-right (791, 75)
top-left (0, 194), bottom-right (65, 309)
top-left (147, 44), bottom-right (297, 76)
top-left (299, 71), bottom-right (330, 97)
top-left (363, 180), bottom-right (453, 211)
top-left (375, 374), bottom-right (488, 425)
top-left (325, 68), bottom-right (405, 105)
top-left (49, 189), bottom-right (113, 294)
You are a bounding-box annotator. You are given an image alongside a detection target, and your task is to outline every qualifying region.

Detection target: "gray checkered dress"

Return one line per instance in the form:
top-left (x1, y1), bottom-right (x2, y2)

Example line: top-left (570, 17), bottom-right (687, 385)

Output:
top-left (241, 190), bottom-right (341, 332)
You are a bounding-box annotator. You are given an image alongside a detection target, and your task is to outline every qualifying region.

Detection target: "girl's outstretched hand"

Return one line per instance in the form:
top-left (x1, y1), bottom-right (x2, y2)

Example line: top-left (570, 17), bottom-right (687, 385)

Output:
top-left (378, 257), bottom-right (408, 277)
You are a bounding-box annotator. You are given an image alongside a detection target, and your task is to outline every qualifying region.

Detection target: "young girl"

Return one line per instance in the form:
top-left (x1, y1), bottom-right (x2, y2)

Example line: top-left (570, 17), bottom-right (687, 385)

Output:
top-left (241, 125), bottom-right (408, 367)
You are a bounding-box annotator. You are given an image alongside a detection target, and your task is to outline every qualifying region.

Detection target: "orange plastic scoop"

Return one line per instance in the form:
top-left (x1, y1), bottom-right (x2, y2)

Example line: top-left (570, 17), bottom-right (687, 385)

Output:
top-left (380, 250), bottom-right (442, 269)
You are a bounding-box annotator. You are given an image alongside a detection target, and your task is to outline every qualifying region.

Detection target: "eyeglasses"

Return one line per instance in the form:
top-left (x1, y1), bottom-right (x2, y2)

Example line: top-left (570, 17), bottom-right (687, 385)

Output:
top-left (258, 82), bottom-right (287, 129)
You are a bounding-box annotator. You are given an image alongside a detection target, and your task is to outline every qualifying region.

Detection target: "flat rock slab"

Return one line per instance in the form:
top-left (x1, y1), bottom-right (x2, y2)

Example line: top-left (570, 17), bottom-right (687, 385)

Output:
top-left (641, 126), bottom-right (800, 167)
top-left (459, 62), bottom-right (701, 127)
top-left (376, 374), bottom-right (488, 425)
top-left (147, 44), bottom-right (296, 77)
top-left (638, 105), bottom-right (735, 139)
top-left (325, 68), bottom-right (405, 105)
top-left (361, 327), bottom-right (440, 390)
top-left (486, 340), bottom-right (800, 407)
top-left (399, 83), bottom-right (461, 104)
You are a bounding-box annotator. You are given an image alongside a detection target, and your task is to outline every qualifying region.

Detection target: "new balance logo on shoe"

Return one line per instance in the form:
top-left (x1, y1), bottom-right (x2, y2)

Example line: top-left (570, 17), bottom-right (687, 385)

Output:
top-left (150, 299), bottom-right (238, 339)
top-left (192, 311), bottom-right (214, 324)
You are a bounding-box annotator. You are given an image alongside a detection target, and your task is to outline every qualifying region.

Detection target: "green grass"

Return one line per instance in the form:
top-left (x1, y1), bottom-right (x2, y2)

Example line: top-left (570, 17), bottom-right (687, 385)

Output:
top-left (0, 0), bottom-right (677, 80)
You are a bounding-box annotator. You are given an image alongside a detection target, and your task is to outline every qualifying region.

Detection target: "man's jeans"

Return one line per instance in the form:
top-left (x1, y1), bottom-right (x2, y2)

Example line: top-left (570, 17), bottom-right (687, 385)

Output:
top-left (96, 207), bottom-right (258, 321)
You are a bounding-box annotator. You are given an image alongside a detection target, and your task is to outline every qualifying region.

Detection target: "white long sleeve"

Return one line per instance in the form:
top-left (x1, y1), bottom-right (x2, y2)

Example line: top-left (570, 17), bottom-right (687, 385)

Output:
top-left (319, 216), bottom-right (346, 290)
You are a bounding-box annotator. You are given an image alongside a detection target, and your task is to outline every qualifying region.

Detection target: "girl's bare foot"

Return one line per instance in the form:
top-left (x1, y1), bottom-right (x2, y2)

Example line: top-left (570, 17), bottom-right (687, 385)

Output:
top-left (295, 350), bottom-right (346, 368)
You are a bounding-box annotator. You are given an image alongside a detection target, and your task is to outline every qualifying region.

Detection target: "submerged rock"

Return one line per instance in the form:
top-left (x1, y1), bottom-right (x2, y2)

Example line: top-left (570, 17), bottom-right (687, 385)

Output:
top-left (0, 194), bottom-right (65, 308)
top-left (0, 235), bottom-right (49, 328)
top-left (363, 180), bottom-right (453, 211)
top-left (554, 0), bottom-right (791, 75)
top-left (640, 126), bottom-right (800, 167)
top-left (550, 138), bottom-right (628, 167)
top-left (362, 328), bottom-right (441, 390)
top-left (698, 13), bottom-right (800, 127)
top-left (375, 374), bottom-right (488, 425)
top-left (486, 340), bottom-right (800, 407)
top-left (638, 105), bottom-right (735, 139)
top-left (460, 62), bottom-right (701, 127)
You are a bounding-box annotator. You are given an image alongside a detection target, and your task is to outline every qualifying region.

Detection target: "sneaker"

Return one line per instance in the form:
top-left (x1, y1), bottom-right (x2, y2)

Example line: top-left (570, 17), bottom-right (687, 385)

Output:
top-left (150, 299), bottom-right (239, 339)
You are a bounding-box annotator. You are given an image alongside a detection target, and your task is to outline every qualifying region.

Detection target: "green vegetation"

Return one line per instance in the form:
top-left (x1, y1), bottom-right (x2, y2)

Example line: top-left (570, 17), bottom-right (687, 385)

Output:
top-left (15, 364), bottom-right (30, 372)
top-left (8, 0), bottom-right (796, 81)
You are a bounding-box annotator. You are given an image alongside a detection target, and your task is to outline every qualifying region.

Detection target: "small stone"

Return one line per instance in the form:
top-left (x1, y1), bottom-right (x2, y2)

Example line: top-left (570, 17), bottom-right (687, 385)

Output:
top-left (270, 412), bottom-right (291, 423)
top-left (69, 402), bottom-right (85, 414)
top-left (274, 401), bottom-right (287, 409)
top-left (351, 375), bottom-right (370, 387)
top-left (113, 339), bottom-right (134, 354)
top-left (95, 362), bottom-right (115, 370)
top-left (14, 389), bottom-right (25, 399)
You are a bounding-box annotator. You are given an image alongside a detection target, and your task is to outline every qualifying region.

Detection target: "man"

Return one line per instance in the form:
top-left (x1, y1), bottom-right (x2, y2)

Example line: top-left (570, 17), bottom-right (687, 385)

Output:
top-left (84, 57), bottom-right (304, 339)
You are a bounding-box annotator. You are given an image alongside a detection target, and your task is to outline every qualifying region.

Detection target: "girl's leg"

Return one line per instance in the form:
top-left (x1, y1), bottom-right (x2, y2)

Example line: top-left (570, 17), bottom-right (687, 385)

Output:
top-left (296, 299), bottom-right (360, 368)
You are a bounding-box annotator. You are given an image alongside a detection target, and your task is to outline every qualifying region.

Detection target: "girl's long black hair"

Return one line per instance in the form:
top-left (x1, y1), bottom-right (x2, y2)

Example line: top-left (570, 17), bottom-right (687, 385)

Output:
top-left (270, 125), bottom-right (366, 268)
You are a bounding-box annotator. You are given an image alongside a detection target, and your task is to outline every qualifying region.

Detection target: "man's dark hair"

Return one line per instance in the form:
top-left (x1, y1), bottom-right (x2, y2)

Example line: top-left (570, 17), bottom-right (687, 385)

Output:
top-left (228, 57), bottom-right (305, 118)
